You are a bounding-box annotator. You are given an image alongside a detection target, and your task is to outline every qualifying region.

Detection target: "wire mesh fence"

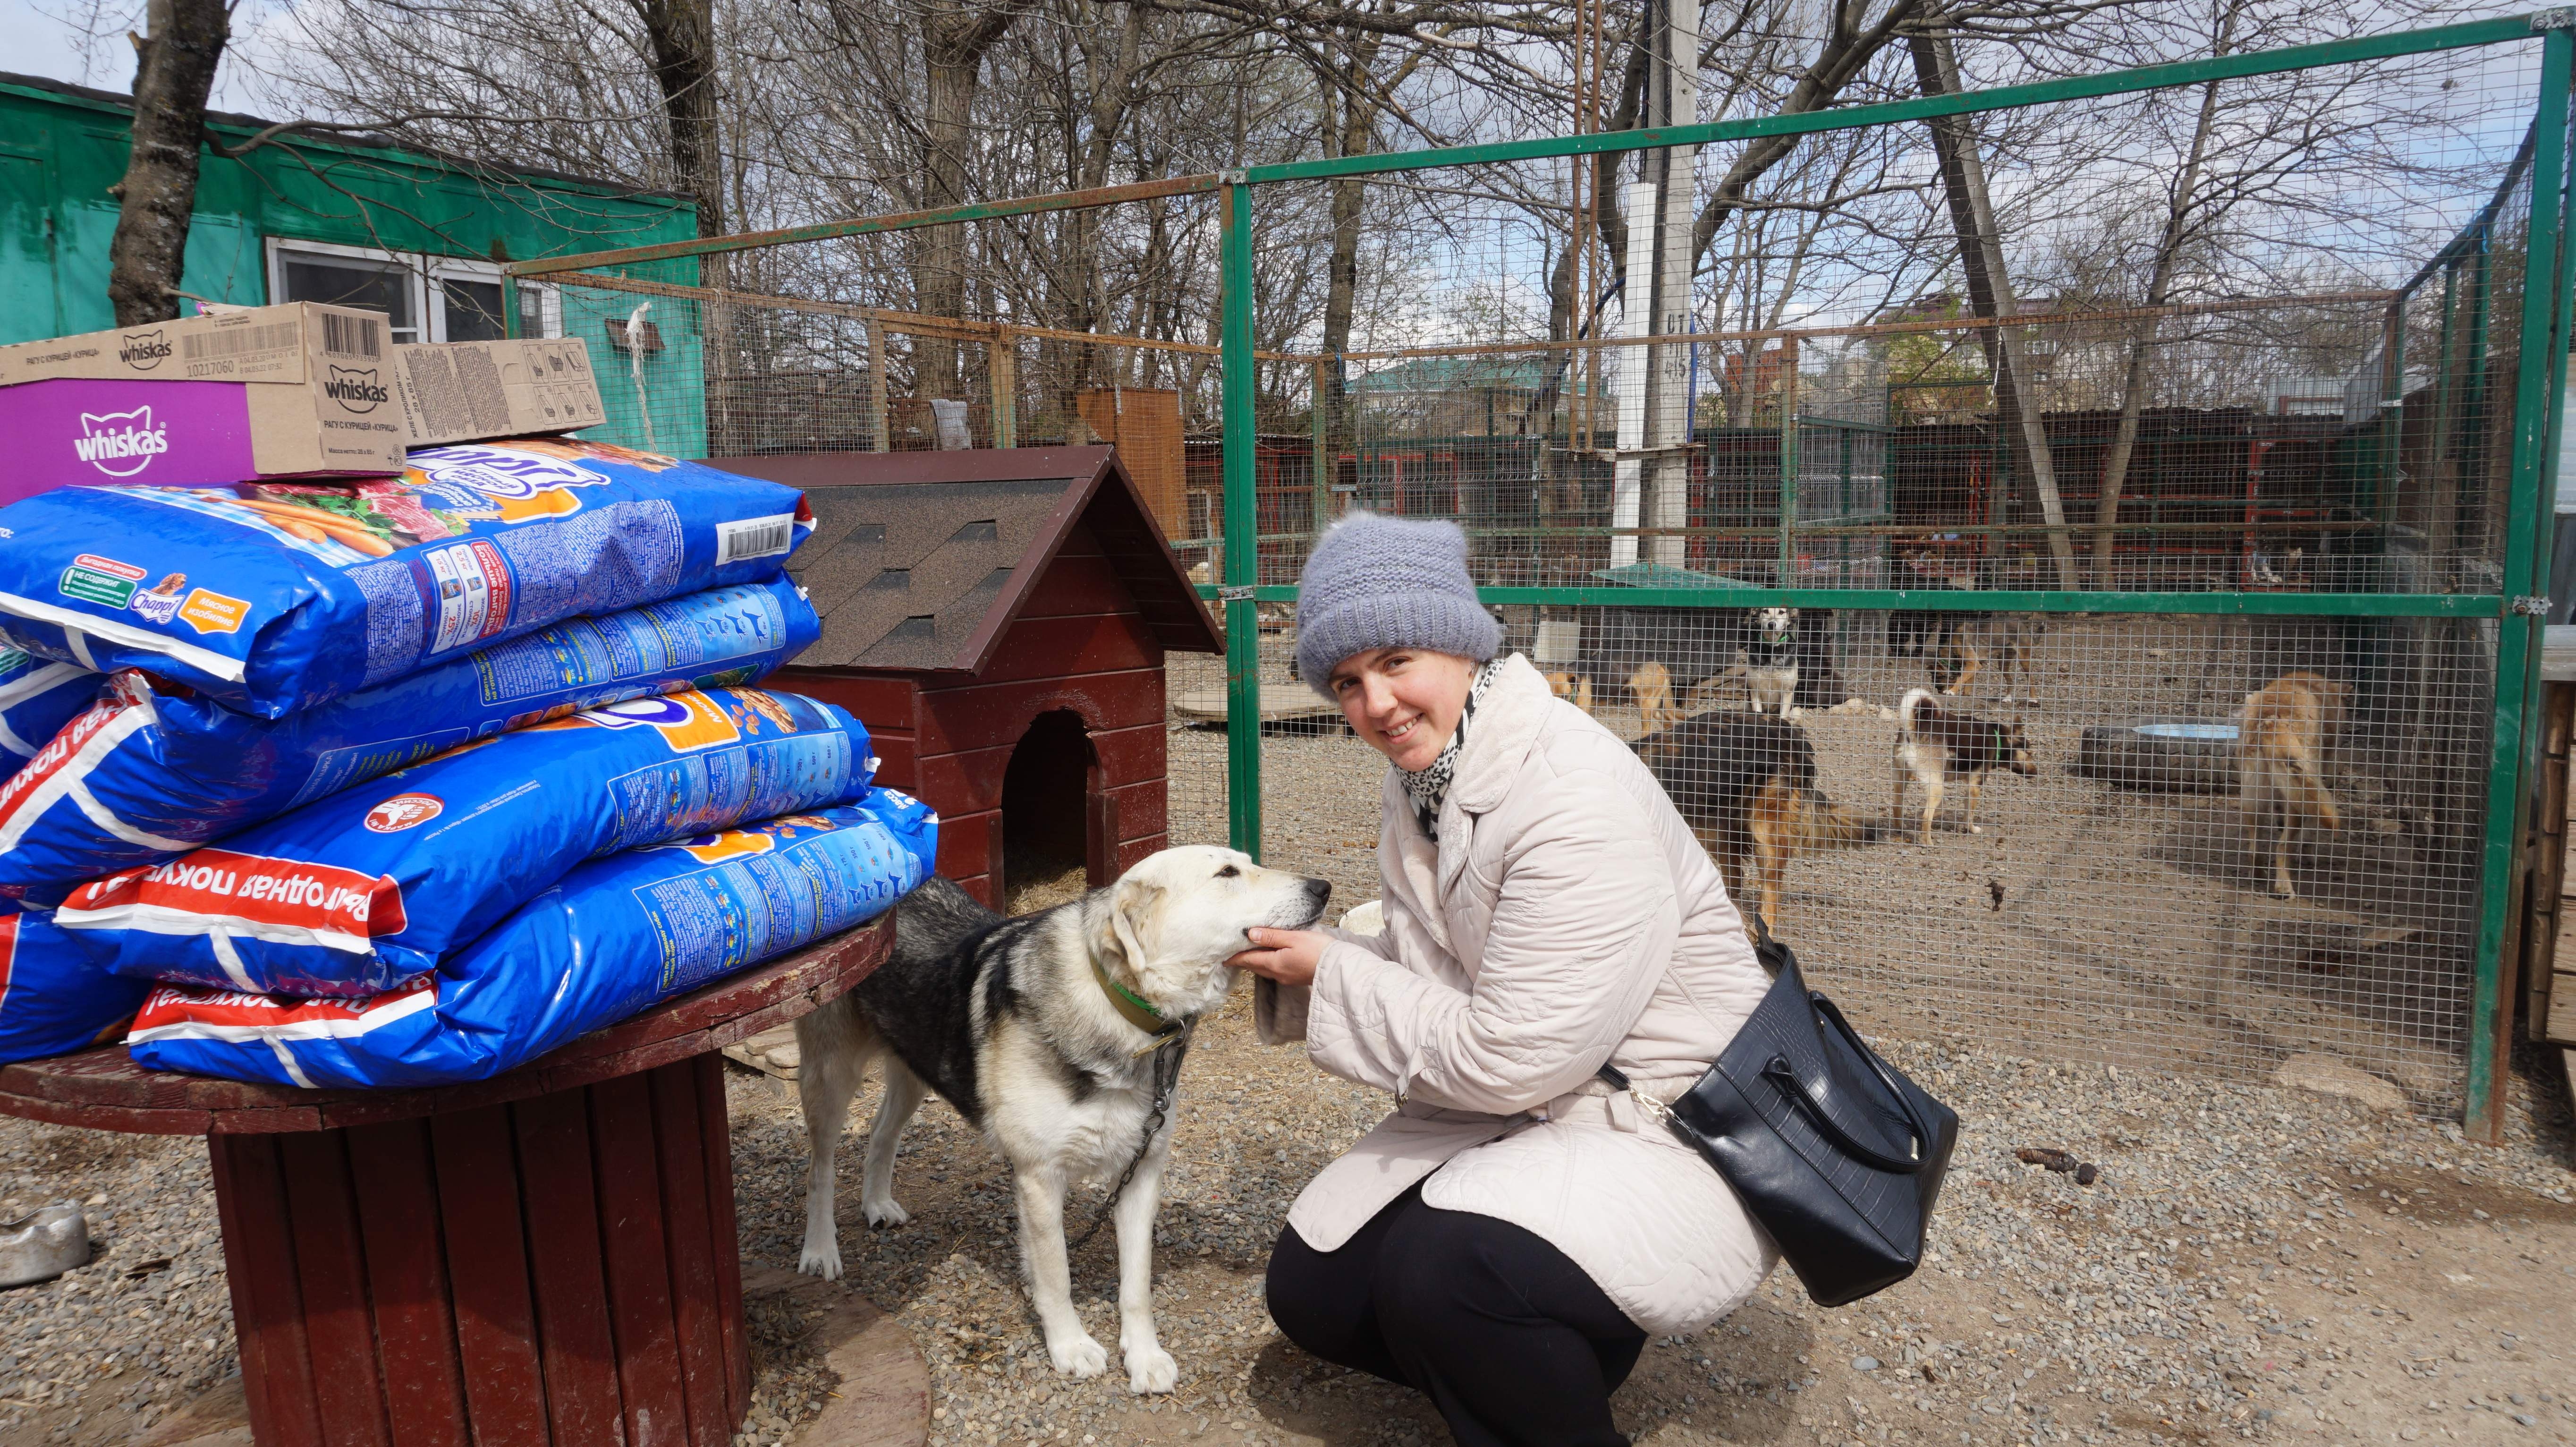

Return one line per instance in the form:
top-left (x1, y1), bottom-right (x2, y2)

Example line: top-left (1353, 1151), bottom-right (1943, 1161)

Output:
top-left (500, 14), bottom-right (2576, 1114)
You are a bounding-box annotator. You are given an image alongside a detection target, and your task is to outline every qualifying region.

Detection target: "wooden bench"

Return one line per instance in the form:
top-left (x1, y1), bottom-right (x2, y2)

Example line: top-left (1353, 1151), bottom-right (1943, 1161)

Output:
top-left (0, 916), bottom-right (894, 1447)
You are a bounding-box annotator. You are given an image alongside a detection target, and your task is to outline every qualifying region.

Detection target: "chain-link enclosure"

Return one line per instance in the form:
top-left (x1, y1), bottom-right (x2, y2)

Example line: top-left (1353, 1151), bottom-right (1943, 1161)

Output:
top-left (508, 14), bottom-right (2576, 1121)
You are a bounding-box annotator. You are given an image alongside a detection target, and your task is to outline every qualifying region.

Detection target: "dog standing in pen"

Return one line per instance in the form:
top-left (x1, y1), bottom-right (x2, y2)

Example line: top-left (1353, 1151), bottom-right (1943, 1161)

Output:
top-left (1744, 606), bottom-right (1800, 717)
top-left (2236, 670), bottom-right (2348, 899)
top-left (793, 847), bottom-right (1330, 1392)
top-left (1893, 687), bottom-right (2038, 843)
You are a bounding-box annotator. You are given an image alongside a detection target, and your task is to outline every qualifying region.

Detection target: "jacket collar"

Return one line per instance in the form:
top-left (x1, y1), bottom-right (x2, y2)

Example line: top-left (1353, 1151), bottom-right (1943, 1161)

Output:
top-left (1446, 653), bottom-right (1554, 817)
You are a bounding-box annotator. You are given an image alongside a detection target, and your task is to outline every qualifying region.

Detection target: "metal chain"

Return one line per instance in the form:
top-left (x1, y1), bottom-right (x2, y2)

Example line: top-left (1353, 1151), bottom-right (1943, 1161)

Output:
top-left (1068, 1022), bottom-right (1192, 1253)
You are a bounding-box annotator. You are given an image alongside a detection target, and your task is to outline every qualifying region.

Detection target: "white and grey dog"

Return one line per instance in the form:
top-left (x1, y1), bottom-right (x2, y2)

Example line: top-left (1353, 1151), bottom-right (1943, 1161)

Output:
top-left (794, 846), bottom-right (1330, 1393)
top-left (1745, 606), bottom-right (1800, 717)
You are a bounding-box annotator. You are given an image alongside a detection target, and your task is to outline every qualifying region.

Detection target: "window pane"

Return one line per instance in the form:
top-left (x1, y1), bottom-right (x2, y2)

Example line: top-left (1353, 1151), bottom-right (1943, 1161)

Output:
top-left (517, 283), bottom-right (548, 339)
top-left (279, 256), bottom-right (415, 340)
top-left (441, 278), bottom-right (508, 341)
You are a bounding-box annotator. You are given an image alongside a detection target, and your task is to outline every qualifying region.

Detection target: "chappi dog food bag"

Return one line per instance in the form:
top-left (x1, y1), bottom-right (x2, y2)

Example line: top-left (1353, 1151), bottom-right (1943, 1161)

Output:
top-left (0, 580), bottom-right (819, 911)
top-left (0, 650), bottom-right (97, 777)
top-left (0, 439), bottom-right (812, 717)
top-left (0, 913), bottom-right (150, 1065)
top-left (59, 688), bottom-right (874, 996)
top-left (125, 793), bottom-right (936, 1089)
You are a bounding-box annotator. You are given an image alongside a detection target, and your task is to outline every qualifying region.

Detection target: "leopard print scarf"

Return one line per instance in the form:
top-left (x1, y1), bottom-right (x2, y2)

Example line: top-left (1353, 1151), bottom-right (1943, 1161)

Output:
top-left (1396, 660), bottom-right (1499, 843)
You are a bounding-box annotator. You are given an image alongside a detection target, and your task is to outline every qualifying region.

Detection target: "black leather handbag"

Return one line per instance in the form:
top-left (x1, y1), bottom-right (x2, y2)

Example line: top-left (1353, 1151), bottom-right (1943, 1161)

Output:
top-left (1602, 921), bottom-right (1958, 1308)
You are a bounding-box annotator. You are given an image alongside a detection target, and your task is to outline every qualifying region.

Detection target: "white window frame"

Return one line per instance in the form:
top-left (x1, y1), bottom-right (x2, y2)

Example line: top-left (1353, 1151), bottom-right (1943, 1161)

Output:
top-left (264, 239), bottom-right (557, 340)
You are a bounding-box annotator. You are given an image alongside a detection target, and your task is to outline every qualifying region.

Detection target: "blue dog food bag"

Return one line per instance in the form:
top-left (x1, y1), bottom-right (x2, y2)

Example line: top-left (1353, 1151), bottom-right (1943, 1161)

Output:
top-left (0, 650), bottom-right (98, 774)
top-left (58, 687), bottom-right (875, 996)
top-left (0, 579), bottom-right (819, 912)
top-left (0, 914), bottom-right (150, 1066)
top-left (0, 438), bottom-right (813, 717)
top-left (125, 793), bottom-right (937, 1089)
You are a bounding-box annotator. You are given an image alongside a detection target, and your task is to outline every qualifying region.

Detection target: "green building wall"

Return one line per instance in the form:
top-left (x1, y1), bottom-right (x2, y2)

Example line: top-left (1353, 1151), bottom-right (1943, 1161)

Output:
top-left (0, 72), bottom-right (704, 453)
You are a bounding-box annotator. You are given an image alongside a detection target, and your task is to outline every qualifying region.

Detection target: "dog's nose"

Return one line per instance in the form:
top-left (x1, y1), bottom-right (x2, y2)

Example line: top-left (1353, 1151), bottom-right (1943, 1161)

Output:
top-left (1304, 877), bottom-right (1332, 905)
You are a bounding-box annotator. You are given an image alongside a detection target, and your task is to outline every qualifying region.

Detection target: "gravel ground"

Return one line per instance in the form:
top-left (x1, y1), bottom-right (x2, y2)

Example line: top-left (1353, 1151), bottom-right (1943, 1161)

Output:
top-left (0, 1002), bottom-right (2569, 1447)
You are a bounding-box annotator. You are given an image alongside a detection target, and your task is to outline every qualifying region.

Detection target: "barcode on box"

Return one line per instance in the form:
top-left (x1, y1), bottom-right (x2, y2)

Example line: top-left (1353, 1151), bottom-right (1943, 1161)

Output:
top-left (319, 314), bottom-right (384, 359)
top-left (717, 515), bottom-right (796, 563)
top-left (181, 322), bottom-right (301, 361)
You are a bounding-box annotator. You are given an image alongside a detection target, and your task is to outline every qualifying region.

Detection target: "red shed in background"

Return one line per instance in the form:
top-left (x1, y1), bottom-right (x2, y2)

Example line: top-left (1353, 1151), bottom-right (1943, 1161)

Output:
top-left (712, 447), bottom-right (1222, 910)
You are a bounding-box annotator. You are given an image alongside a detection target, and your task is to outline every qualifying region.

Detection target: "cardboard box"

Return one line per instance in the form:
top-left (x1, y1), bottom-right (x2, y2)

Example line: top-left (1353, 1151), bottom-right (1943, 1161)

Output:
top-left (0, 303), bottom-right (409, 502)
top-left (393, 338), bottom-right (605, 446)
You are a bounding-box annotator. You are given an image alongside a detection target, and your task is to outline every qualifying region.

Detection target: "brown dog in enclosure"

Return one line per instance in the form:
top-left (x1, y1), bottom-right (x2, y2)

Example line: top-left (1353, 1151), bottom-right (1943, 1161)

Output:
top-left (1929, 614), bottom-right (2044, 701)
top-left (1893, 687), bottom-right (2038, 843)
top-left (1635, 712), bottom-right (1881, 930)
top-left (2235, 670), bottom-right (2349, 900)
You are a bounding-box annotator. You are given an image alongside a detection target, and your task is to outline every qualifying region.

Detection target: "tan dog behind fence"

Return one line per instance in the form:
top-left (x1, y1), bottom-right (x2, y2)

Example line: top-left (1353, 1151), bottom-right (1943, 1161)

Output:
top-left (2235, 670), bottom-right (2349, 900)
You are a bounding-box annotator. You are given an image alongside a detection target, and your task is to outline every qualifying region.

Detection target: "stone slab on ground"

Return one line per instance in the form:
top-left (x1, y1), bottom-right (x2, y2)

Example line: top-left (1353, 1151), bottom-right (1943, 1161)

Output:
top-left (744, 1265), bottom-right (931, 1447)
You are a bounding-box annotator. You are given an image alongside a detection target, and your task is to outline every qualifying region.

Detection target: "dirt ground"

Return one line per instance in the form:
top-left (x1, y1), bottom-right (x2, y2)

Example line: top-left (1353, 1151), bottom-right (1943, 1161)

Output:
top-left (1167, 611), bottom-right (2495, 1108)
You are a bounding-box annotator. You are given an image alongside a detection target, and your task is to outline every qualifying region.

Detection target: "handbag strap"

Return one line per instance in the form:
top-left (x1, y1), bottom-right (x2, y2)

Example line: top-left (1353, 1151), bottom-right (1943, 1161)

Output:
top-left (1767, 992), bottom-right (1940, 1175)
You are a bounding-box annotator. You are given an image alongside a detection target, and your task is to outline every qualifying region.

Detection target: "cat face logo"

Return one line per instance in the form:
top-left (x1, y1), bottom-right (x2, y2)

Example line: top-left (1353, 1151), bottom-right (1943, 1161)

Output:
top-left (322, 366), bottom-right (391, 413)
top-left (73, 408), bottom-right (169, 477)
top-left (117, 331), bottom-right (170, 370)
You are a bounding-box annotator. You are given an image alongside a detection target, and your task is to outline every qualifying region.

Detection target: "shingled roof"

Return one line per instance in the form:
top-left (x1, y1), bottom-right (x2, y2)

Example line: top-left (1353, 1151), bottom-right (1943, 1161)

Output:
top-left (706, 446), bottom-right (1222, 674)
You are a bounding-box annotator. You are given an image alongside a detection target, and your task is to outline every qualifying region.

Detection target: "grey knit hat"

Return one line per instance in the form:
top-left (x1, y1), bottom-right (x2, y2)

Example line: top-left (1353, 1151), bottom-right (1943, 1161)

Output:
top-left (1295, 512), bottom-right (1500, 694)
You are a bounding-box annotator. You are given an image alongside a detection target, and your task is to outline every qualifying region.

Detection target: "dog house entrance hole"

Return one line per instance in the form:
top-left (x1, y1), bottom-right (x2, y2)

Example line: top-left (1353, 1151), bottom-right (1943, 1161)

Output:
top-left (1003, 709), bottom-right (1097, 914)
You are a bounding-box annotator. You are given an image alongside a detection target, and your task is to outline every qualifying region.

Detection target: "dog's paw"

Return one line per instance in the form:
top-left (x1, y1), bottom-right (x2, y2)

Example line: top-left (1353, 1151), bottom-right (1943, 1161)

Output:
top-left (1124, 1342), bottom-right (1179, 1395)
top-left (861, 1196), bottom-right (911, 1228)
top-left (1047, 1332), bottom-right (1110, 1379)
top-left (797, 1236), bottom-right (845, 1281)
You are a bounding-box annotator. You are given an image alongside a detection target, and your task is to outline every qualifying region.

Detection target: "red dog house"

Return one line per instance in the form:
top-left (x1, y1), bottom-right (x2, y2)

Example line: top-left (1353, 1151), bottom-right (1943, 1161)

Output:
top-left (713, 447), bottom-right (1222, 909)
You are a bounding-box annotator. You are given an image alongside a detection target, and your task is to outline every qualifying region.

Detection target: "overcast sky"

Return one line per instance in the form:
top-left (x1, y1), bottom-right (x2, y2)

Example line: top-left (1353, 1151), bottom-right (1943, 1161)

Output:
top-left (0, 0), bottom-right (273, 112)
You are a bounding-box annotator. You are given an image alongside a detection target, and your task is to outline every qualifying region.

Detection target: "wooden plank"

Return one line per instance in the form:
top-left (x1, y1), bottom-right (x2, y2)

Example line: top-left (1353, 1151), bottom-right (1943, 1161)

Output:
top-left (429, 1107), bottom-right (552, 1447)
top-left (343, 1120), bottom-right (470, 1447)
top-left (1105, 779), bottom-right (1169, 843)
top-left (869, 732), bottom-right (919, 791)
top-left (765, 670), bottom-right (918, 732)
top-left (1114, 836), bottom-right (1161, 874)
top-left (1170, 681), bottom-right (1341, 723)
top-left (695, 1054), bottom-right (752, 1422)
top-left (209, 1134), bottom-right (328, 1447)
top-left (514, 1089), bottom-right (628, 1446)
top-left (589, 1072), bottom-right (692, 1447)
top-left (1017, 551), bottom-right (1143, 620)
top-left (647, 1062), bottom-right (733, 1447)
top-left (943, 613), bottom-right (1156, 687)
top-left (274, 1132), bottom-right (395, 1447)
top-left (932, 809), bottom-right (1000, 884)
top-left (1089, 720), bottom-right (1164, 787)
top-left (911, 667), bottom-right (1166, 755)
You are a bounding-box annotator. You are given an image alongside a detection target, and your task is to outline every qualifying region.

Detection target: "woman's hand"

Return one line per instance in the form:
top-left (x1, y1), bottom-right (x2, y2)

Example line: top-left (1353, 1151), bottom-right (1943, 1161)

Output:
top-left (1227, 928), bottom-right (1329, 988)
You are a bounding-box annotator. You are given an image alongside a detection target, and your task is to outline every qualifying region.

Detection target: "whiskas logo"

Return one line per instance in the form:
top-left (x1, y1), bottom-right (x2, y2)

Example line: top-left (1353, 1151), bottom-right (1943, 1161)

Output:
top-left (118, 330), bottom-right (170, 370)
top-left (323, 365), bottom-right (390, 412)
top-left (73, 408), bottom-right (169, 478)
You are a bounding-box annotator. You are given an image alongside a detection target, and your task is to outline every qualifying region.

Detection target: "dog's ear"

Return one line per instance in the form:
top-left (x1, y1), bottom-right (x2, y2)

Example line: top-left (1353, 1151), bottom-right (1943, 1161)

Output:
top-left (1104, 874), bottom-right (1164, 973)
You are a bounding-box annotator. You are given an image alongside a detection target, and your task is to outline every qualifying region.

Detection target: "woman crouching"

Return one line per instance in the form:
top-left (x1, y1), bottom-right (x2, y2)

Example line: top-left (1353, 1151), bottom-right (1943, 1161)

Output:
top-left (1227, 512), bottom-right (1778, 1447)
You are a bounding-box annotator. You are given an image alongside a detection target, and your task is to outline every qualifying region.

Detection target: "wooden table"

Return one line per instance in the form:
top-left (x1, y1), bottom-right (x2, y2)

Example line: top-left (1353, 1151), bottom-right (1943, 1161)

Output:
top-left (0, 916), bottom-right (895, 1447)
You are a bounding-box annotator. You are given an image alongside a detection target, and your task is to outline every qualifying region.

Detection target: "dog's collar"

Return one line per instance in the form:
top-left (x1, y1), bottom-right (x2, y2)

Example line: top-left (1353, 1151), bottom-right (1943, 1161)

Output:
top-left (1093, 954), bottom-right (1185, 1054)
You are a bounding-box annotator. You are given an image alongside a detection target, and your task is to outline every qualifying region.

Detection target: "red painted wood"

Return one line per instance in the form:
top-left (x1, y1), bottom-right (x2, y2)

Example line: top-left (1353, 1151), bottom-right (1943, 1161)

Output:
top-left (1087, 721), bottom-right (1165, 787)
top-left (868, 732), bottom-right (919, 791)
top-left (916, 745), bottom-right (1015, 815)
top-left (695, 1054), bottom-right (751, 1423)
top-left (342, 1120), bottom-right (470, 1447)
top-left (910, 668), bottom-right (1164, 755)
top-left (932, 809), bottom-right (1000, 884)
top-left (1015, 551), bottom-right (1140, 620)
top-left (1114, 836), bottom-right (1161, 873)
top-left (1104, 779), bottom-right (1168, 843)
top-left (767, 670), bottom-right (918, 729)
top-left (0, 919), bottom-right (893, 1133)
top-left (209, 1134), bottom-right (327, 1447)
top-left (430, 1107), bottom-right (552, 1447)
top-left (647, 1062), bottom-right (731, 1447)
top-left (589, 1072), bottom-right (692, 1447)
top-left (514, 1090), bottom-right (629, 1447)
top-left (949, 613), bottom-right (1156, 688)
top-left (274, 1132), bottom-right (396, 1447)
top-left (952, 872), bottom-right (998, 908)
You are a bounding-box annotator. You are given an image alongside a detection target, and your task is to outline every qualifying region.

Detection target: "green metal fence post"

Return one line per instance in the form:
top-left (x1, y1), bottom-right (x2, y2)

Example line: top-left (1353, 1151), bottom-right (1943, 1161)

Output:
top-left (1220, 179), bottom-right (1264, 860)
top-left (2466, 18), bottom-right (2573, 1139)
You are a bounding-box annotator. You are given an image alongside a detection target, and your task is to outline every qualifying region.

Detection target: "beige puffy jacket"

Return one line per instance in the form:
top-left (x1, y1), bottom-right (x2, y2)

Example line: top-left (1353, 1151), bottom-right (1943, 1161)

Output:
top-left (1255, 653), bottom-right (1778, 1335)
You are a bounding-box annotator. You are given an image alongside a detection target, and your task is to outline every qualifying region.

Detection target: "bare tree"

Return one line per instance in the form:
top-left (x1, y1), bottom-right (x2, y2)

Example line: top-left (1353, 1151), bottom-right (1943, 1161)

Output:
top-left (108, 0), bottom-right (230, 325)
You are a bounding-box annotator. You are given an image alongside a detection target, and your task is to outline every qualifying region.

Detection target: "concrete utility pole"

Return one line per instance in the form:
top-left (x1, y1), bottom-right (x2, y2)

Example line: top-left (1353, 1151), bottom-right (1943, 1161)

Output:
top-left (1609, 0), bottom-right (1699, 572)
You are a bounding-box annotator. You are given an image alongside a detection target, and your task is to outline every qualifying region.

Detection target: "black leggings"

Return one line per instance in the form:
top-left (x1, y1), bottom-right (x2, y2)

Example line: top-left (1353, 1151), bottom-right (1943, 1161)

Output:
top-left (1264, 1185), bottom-right (1647, 1447)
